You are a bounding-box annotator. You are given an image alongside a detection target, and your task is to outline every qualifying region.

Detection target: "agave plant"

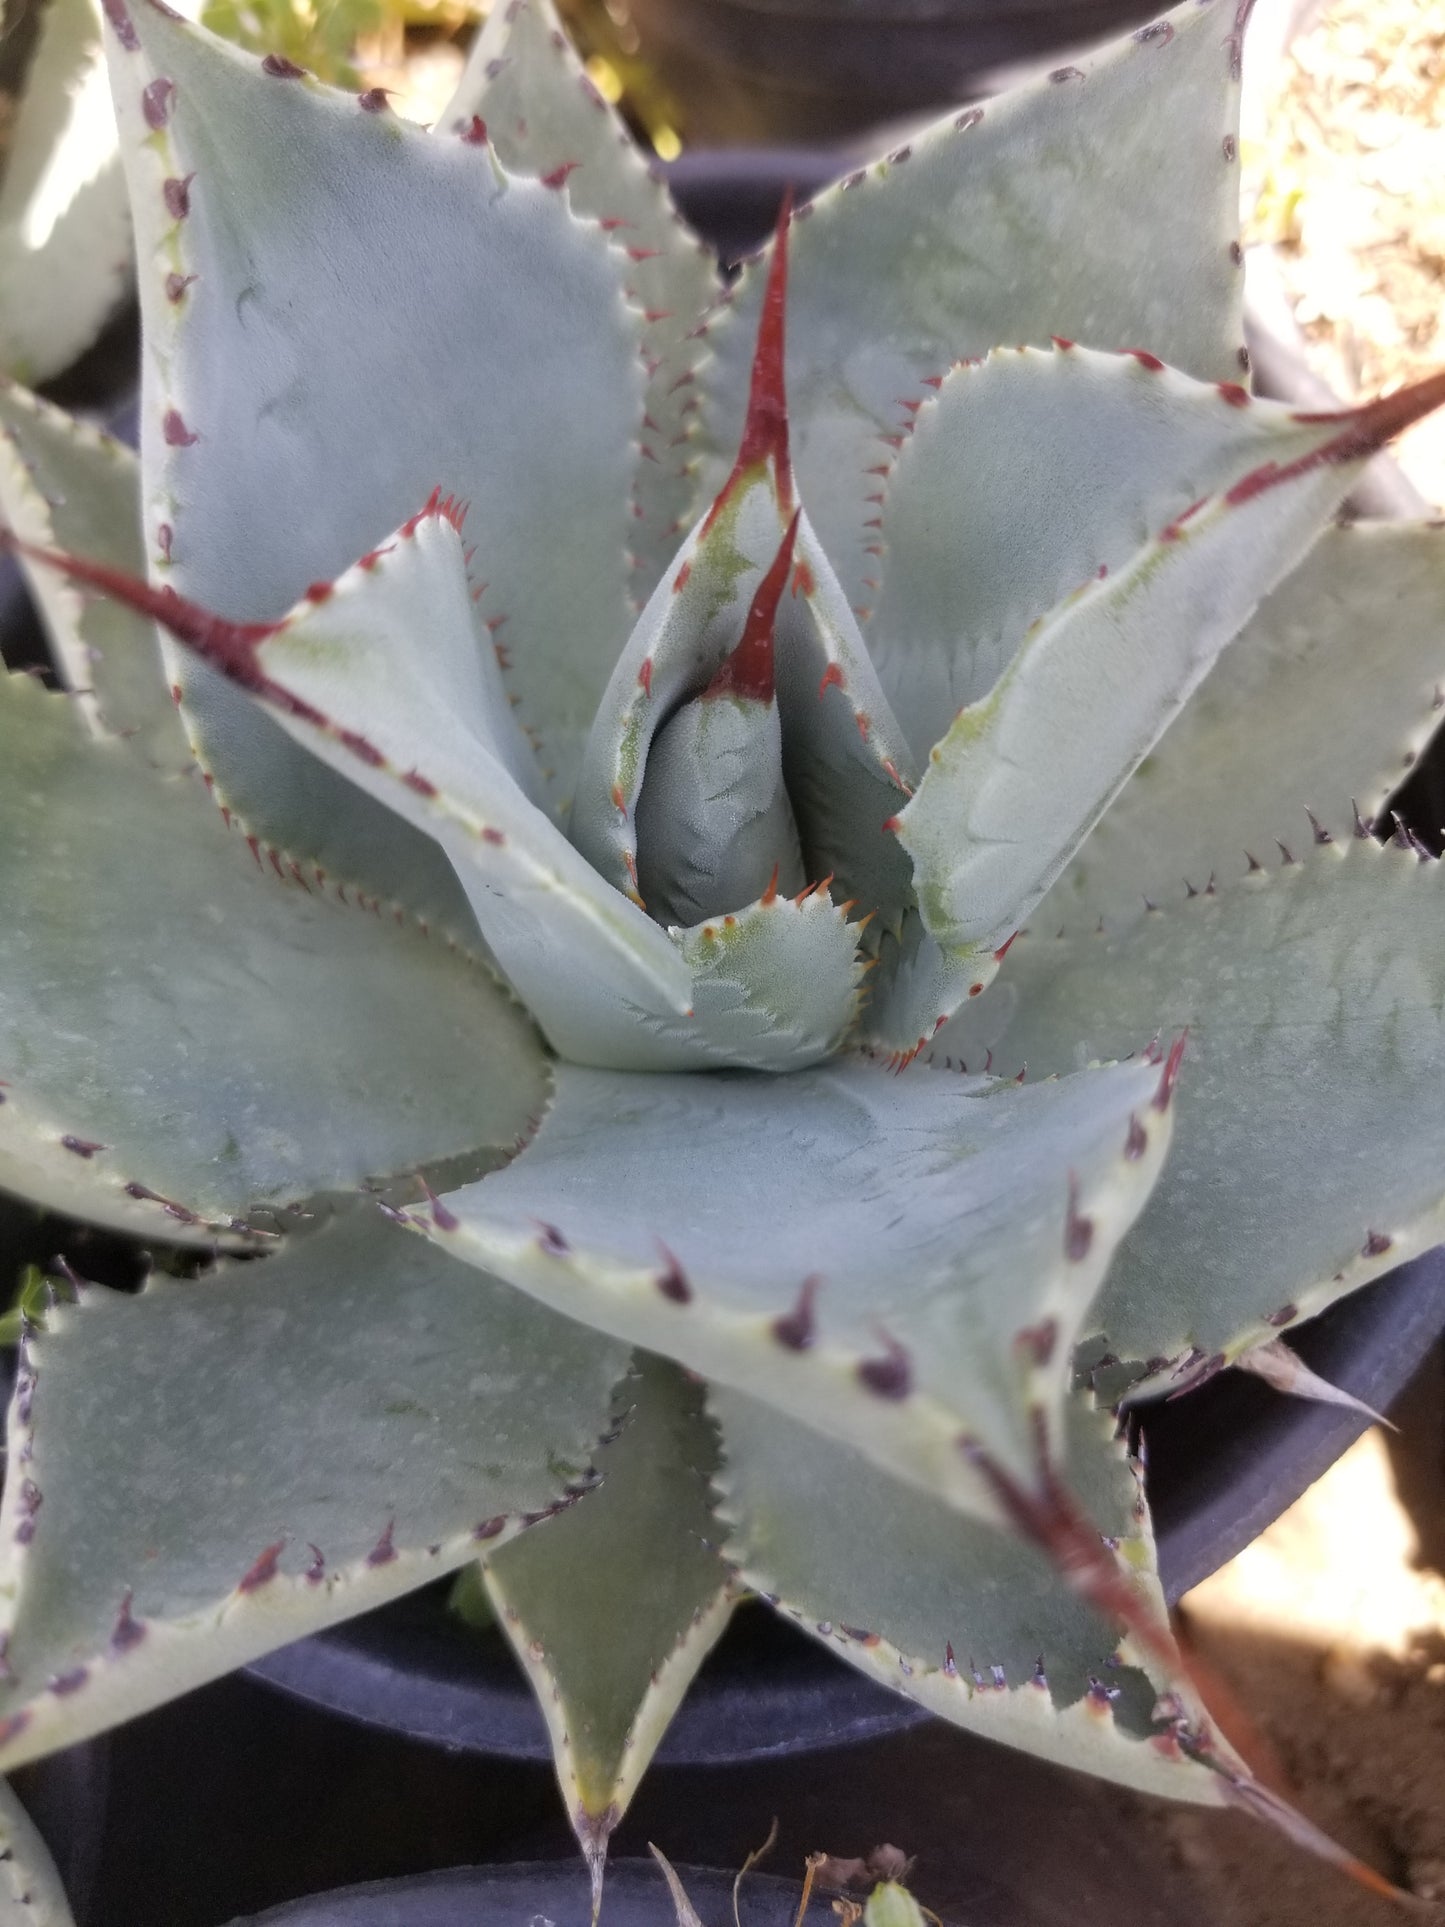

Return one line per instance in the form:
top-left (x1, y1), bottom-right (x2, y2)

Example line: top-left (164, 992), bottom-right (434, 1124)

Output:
top-left (1, 0), bottom-right (1444, 1909)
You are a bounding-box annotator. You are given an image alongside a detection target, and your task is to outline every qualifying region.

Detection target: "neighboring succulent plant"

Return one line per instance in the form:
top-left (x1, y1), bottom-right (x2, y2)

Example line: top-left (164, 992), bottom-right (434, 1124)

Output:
top-left (0, 0), bottom-right (131, 383)
top-left (649, 1840), bottom-right (929, 1927)
top-left (197, 0), bottom-right (385, 90)
top-left (1, 0), bottom-right (1445, 1910)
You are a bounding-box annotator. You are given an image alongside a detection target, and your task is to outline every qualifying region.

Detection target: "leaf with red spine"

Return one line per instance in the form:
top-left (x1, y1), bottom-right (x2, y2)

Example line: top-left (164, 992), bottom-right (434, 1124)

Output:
top-left (701, 511), bottom-right (799, 704)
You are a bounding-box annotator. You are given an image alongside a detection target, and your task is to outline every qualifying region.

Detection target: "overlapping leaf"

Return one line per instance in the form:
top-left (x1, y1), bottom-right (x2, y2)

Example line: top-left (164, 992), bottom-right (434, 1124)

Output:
top-left (0, 0), bottom-right (1419, 1888)
top-left (484, 1353), bottom-right (733, 1885)
top-left (696, 0), bottom-right (1252, 606)
top-left (569, 451), bottom-right (810, 910)
top-left (569, 219), bottom-right (917, 944)
top-left (15, 494), bottom-right (875, 1071)
top-left (874, 366), bottom-right (1445, 1056)
top-left (0, 379), bottom-right (184, 768)
top-left (867, 343), bottom-right (1327, 760)
top-left (712, 1385), bottom-right (1231, 1802)
top-left (443, 0), bottom-right (719, 600)
top-left (0, 1209), bottom-right (629, 1773)
top-left (417, 1054), bottom-right (1173, 1522)
top-left (939, 837), bottom-right (1445, 1379)
top-left (1045, 521), bottom-right (1445, 927)
top-left (104, 0), bottom-right (644, 922)
top-left (0, 666), bottom-right (547, 1239)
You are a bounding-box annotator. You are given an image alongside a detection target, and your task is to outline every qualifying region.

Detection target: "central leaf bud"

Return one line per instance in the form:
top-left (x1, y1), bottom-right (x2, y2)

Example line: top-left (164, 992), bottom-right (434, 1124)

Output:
top-left (568, 195), bottom-right (918, 955)
top-left (634, 514), bottom-right (806, 927)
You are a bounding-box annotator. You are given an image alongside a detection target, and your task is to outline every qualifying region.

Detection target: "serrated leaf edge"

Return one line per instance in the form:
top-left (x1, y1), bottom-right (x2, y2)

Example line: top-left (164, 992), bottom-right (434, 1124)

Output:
top-left (418, 1070), bottom-right (1173, 1527)
top-left (0, 1284), bottom-right (609, 1776)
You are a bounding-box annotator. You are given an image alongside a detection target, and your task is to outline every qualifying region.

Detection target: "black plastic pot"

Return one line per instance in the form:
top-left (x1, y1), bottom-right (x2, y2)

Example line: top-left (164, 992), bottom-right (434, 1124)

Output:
top-left (26, 1668), bottom-right (1232, 1923)
top-left (251, 1588), bottom-right (930, 1764)
top-left (226, 1858), bottom-right (828, 1927)
top-left (598, 0), bottom-right (1171, 145)
top-left (11, 1735), bottom-right (110, 1926)
top-left (1145, 1244), bottom-right (1445, 1596)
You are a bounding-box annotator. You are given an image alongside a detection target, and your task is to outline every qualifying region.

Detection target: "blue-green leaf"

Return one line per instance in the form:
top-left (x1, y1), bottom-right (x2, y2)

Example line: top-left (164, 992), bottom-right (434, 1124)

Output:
top-left (939, 836), bottom-right (1445, 1377)
top-left (105, 0), bottom-right (644, 922)
top-left (442, 0), bottom-right (719, 604)
top-left (0, 380), bottom-right (184, 768)
top-left (875, 367), bottom-right (1445, 1056)
top-left (417, 1054), bottom-right (1173, 1524)
top-left (1045, 521), bottom-right (1445, 928)
top-left (696, 0), bottom-right (1253, 608)
top-left (484, 1353), bottom-right (734, 1882)
top-left (0, 667), bottom-right (547, 1240)
top-left (712, 1384), bottom-right (1230, 1803)
top-left (0, 1208), bottom-right (628, 1772)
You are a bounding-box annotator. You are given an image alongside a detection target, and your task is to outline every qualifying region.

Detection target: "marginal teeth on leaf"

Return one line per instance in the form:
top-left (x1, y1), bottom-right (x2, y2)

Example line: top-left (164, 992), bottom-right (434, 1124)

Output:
top-left (1234, 1338), bottom-right (1398, 1432)
top-left (0, 1211), bottom-right (626, 1774)
top-left (417, 1053), bottom-right (1171, 1524)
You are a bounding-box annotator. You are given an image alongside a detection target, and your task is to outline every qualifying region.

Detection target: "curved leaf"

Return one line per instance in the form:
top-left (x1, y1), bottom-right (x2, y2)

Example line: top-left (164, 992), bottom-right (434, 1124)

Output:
top-left (696, 0), bottom-right (1253, 608)
top-left (484, 1353), bottom-right (733, 1885)
top-left (23, 505), bottom-right (875, 1072)
top-left (1233, 1337), bottom-right (1394, 1429)
top-left (867, 342), bottom-right (1340, 761)
top-left (570, 462), bottom-right (805, 910)
top-left (0, 381), bottom-right (184, 769)
top-left (1045, 521), bottom-right (1445, 927)
top-left (571, 500), bottom-right (915, 941)
top-left (0, 1208), bottom-right (629, 1773)
top-left (104, 0), bottom-right (644, 918)
top-left (570, 214), bottom-right (917, 940)
top-left (634, 676), bottom-right (806, 930)
top-left (442, 0), bottom-right (719, 602)
top-left (0, 668), bottom-right (548, 1240)
top-left (774, 517), bottom-right (919, 930)
top-left (712, 1383), bottom-right (1231, 1803)
top-left (937, 836), bottom-right (1445, 1376)
top-left (416, 1054), bottom-right (1173, 1525)
top-left (675, 887), bottom-right (867, 1068)
top-left (877, 371), bottom-right (1445, 1056)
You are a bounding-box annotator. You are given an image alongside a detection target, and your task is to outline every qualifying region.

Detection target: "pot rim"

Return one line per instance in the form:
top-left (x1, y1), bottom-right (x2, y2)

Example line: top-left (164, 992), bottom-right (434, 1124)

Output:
top-left (225, 1857), bottom-right (827, 1927)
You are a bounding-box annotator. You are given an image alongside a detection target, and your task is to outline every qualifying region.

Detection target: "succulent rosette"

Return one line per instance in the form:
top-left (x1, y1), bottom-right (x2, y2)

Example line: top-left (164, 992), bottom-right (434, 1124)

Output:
top-left (0, 0), bottom-right (1443, 1905)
